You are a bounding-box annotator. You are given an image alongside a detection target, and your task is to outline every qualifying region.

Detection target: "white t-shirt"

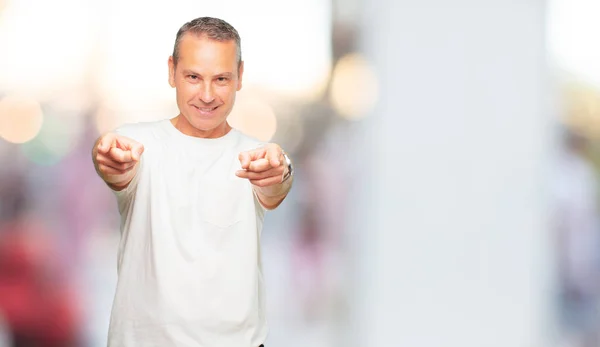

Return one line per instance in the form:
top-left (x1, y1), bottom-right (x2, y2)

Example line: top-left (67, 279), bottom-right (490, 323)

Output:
top-left (107, 119), bottom-right (269, 347)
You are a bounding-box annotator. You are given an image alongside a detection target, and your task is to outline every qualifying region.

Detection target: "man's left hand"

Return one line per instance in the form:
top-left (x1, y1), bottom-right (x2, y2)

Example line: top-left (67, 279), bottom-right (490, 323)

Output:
top-left (236, 143), bottom-right (292, 209)
top-left (236, 143), bottom-right (288, 187)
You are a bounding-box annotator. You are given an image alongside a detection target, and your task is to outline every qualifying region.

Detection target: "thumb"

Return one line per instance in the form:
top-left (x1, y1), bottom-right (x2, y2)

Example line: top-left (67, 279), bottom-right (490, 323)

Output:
top-left (131, 144), bottom-right (145, 161)
top-left (266, 146), bottom-right (281, 167)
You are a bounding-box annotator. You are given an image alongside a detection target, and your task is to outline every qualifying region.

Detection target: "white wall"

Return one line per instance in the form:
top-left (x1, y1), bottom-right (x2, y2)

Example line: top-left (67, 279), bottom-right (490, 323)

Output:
top-left (352, 2), bottom-right (557, 346)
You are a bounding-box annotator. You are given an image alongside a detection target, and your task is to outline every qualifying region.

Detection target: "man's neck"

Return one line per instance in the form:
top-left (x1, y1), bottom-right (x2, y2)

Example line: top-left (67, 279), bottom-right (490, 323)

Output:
top-left (170, 115), bottom-right (231, 139)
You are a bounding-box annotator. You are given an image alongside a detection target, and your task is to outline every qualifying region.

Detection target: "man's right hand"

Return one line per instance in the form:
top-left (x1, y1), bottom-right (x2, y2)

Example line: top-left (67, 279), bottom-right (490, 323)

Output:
top-left (92, 133), bottom-right (144, 191)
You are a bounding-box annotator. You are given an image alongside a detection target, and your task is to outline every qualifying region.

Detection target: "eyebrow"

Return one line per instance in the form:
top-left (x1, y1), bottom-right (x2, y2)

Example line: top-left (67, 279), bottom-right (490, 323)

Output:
top-left (214, 72), bottom-right (234, 78)
top-left (182, 70), bottom-right (234, 78)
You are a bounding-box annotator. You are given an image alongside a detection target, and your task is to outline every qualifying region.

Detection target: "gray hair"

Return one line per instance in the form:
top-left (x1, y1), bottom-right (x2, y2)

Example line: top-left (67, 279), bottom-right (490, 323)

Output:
top-left (172, 17), bottom-right (242, 68)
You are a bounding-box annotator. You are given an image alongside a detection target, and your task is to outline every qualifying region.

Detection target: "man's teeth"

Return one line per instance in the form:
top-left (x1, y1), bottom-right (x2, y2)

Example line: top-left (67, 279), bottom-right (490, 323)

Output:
top-left (198, 107), bottom-right (216, 111)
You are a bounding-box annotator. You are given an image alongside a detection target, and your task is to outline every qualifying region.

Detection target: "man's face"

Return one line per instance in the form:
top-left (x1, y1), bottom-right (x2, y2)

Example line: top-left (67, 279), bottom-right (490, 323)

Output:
top-left (168, 33), bottom-right (243, 136)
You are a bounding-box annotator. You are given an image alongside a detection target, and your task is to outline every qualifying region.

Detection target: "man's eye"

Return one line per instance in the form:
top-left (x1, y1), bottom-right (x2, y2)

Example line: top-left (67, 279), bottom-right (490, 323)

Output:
top-left (217, 77), bottom-right (228, 82)
top-left (188, 75), bottom-right (198, 80)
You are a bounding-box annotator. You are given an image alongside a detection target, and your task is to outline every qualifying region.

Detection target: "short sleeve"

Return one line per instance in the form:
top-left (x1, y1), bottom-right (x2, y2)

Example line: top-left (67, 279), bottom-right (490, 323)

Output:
top-left (253, 188), bottom-right (268, 216)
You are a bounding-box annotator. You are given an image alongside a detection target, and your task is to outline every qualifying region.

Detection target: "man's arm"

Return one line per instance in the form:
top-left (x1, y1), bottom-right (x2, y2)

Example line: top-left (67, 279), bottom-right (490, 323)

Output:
top-left (92, 133), bottom-right (144, 191)
top-left (252, 172), bottom-right (293, 210)
top-left (236, 143), bottom-right (293, 210)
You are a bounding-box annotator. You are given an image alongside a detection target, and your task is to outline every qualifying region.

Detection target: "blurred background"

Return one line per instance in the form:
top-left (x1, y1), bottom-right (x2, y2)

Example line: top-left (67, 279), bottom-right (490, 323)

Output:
top-left (0, 0), bottom-right (598, 346)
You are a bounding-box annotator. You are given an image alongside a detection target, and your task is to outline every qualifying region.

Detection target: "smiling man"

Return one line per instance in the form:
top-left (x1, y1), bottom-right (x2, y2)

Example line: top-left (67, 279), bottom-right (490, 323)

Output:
top-left (91, 17), bottom-right (293, 347)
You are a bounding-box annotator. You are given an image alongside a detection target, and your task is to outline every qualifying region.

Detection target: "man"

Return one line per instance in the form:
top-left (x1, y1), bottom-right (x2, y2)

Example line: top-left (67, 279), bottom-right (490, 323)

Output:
top-left (91, 17), bottom-right (293, 347)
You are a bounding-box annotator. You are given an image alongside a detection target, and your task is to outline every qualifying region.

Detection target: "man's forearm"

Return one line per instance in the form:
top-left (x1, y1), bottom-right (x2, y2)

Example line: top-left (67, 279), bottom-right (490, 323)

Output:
top-left (254, 177), bottom-right (293, 210)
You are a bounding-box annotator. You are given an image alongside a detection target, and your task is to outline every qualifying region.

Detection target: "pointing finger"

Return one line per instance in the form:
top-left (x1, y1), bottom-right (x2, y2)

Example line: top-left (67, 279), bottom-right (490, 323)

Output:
top-left (238, 152), bottom-right (251, 169)
top-left (98, 133), bottom-right (117, 154)
top-left (108, 147), bottom-right (134, 163)
top-left (247, 158), bottom-right (272, 172)
top-left (130, 143), bottom-right (144, 161)
top-left (239, 147), bottom-right (267, 166)
top-left (115, 136), bottom-right (140, 150)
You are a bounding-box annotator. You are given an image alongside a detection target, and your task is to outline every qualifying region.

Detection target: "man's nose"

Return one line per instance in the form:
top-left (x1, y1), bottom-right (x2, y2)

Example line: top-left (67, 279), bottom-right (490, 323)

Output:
top-left (199, 82), bottom-right (215, 104)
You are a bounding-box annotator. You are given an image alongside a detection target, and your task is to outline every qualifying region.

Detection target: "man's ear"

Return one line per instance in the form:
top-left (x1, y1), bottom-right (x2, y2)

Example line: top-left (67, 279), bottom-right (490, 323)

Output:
top-left (168, 56), bottom-right (176, 88)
